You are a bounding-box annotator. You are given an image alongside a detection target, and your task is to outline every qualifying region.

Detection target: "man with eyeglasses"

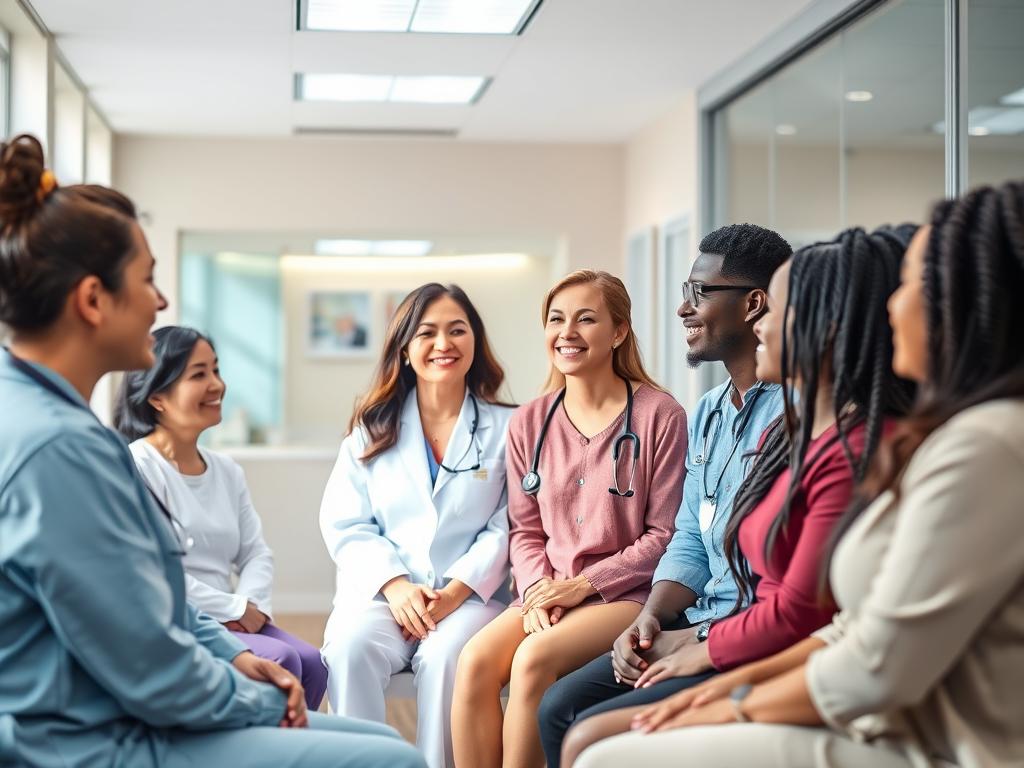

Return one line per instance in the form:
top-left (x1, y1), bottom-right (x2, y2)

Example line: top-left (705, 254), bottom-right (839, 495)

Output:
top-left (538, 224), bottom-right (792, 767)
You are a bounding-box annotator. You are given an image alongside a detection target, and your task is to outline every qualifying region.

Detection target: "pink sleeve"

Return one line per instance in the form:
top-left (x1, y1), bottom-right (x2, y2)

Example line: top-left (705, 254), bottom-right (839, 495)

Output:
top-left (506, 414), bottom-right (552, 601)
top-left (706, 444), bottom-right (848, 670)
top-left (581, 408), bottom-right (686, 601)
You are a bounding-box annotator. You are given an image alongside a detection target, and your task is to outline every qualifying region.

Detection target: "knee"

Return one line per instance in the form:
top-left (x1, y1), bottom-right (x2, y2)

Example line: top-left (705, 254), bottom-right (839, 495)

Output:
top-left (562, 716), bottom-right (608, 767)
top-left (454, 635), bottom-right (500, 699)
top-left (322, 629), bottom-right (379, 674)
top-left (275, 644), bottom-right (302, 677)
top-left (296, 641), bottom-right (327, 675)
top-left (510, 637), bottom-right (558, 697)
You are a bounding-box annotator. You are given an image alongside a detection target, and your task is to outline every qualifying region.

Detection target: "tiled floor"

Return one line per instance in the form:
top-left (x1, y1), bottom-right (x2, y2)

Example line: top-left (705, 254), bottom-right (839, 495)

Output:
top-left (275, 613), bottom-right (418, 742)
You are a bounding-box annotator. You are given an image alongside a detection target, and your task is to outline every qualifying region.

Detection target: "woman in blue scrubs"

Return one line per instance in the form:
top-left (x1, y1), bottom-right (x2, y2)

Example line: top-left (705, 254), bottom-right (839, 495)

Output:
top-left (0, 134), bottom-right (425, 768)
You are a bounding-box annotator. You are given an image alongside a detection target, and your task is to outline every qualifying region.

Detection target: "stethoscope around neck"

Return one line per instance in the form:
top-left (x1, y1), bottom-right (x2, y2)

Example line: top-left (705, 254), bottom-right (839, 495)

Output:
top-left (521, 375), bottom-right (639, 498)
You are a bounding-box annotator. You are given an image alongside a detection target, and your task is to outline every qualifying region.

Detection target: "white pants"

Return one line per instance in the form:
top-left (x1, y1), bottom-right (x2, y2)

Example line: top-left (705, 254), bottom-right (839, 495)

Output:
top-left (322, 598), bottom-right (504, 768)
top-left (574, 723), bottom-right (914, 768)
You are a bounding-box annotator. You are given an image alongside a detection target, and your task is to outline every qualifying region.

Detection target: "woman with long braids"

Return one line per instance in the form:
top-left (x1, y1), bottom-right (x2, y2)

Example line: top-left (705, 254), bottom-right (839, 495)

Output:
top-left (559, 227), bottom-right (916, 767)
top-left (573, 181), bottom-right (1024, 767)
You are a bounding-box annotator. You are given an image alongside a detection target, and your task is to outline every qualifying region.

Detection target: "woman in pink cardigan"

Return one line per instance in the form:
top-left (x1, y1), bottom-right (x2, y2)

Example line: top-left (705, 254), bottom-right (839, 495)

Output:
top-left (451, 270), bottom-right (687, 768)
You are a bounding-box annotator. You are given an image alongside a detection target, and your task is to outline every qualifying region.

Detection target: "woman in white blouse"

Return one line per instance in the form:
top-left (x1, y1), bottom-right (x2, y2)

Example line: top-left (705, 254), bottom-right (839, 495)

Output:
top-left (116, 325), bottom-right (327, 710)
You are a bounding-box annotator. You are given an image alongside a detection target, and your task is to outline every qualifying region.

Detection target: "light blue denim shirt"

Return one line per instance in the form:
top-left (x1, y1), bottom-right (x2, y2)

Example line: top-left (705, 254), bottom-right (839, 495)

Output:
top-left (652, 378), bottom-right (784, 624)
top-left (0, 349), bottom-right (286, 767)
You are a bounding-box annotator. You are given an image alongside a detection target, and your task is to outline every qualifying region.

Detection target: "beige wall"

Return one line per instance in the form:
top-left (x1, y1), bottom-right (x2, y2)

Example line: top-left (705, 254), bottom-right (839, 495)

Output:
top-left (114, 135), bottom-right (625, 315)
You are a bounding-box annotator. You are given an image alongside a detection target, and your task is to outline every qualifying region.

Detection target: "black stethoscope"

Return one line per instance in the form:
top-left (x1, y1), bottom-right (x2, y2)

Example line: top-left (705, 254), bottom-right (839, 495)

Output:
top-left (521, 376), bottom-right (639, 498)
top-left (438, 393), bottom-right (483, 474)
top-left (696, 380), bottom-right (765, 502)
top-left (5, 348), bottom-right (193, 554)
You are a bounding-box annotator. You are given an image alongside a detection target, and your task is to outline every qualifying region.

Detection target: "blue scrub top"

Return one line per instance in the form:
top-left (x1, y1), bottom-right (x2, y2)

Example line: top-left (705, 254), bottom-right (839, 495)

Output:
top-left (0, 349), bottom-right (286, 767)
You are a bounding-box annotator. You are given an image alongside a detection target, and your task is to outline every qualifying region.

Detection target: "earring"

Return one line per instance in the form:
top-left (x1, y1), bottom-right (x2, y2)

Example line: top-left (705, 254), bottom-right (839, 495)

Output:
top-left (403, 357), bottom-right (410, 366)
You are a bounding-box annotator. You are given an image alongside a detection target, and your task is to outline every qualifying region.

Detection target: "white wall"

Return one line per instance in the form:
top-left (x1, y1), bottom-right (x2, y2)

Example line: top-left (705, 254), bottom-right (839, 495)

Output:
top-left (622, 94), bottom-right (702, 409)
top-left (2, 0), bottom-right (49, 151)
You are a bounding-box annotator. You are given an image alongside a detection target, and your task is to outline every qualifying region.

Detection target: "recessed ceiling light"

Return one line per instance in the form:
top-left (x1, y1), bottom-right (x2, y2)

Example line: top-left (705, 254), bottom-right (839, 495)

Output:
top-left (845, 90), bottom-right (874, 103)
top-left (390, 76), bottom-right (488, 104)
top-left (300, 74), bottom-right (391, 102)
top-left (315, 239), bottom-right (433, 256)
top-left (301, 0), bottom-right (542, 35)
top-left (969, 126), bottom-right (991, 136)
top-left (297, 74), bottom-right (487, 104)
top-left (775, 124), bottom-right (797, 135)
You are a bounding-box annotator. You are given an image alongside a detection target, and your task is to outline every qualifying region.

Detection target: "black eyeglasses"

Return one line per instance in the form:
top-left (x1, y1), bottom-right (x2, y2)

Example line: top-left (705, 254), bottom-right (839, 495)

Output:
top-left (682, 281), bottom-right (760, 308)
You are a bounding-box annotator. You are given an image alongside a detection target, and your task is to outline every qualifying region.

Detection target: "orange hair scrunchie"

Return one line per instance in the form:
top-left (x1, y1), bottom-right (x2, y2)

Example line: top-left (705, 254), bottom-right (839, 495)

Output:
top-left (36, 169), bottom-right (57, 202)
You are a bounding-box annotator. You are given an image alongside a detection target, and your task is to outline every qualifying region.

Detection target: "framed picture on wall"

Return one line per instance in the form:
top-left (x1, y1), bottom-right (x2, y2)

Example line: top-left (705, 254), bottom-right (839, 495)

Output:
top-left (307, 290), bottom-right (373, 358)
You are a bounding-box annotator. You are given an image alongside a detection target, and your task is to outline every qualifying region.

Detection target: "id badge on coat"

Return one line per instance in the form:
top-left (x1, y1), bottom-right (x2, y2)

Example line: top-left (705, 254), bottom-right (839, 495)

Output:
top-left (699, 496), bottom-right (717, 533)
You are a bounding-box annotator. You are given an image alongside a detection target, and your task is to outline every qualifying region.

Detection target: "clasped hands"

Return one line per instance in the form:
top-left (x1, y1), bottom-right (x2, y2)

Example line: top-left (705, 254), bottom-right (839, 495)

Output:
top-left (519, 575), bottom-right (595, 634)
top-left (381, 576), bottom-right (472, 641)
top-left (232, 651), bottom-right (307, 729)
top-left (610, 613), bottom-right (713, 688)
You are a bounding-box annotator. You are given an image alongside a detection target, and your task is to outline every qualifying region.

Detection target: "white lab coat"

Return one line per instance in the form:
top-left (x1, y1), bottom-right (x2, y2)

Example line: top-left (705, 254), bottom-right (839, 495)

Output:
top-left (320, 388), bottom-right (514, 768)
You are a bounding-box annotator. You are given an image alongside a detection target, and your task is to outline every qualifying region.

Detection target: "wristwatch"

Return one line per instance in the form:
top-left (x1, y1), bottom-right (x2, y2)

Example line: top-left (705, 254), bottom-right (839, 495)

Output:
top-left (730, 683), bottom-right (754, 723)
top-left (695, 619), bottom-right (712, 642)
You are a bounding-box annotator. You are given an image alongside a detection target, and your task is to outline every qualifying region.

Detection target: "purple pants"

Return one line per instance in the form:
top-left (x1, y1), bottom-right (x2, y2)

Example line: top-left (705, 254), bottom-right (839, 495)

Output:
top-left (231, 623), bottom-right (328, 710)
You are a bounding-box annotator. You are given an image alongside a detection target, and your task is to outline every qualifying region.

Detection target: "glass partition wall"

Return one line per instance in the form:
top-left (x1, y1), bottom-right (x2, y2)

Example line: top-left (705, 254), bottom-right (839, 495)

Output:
top-left (702, 0), bottom-right (1021, 391)
top-left (711, 0), bottom-right (946, 243)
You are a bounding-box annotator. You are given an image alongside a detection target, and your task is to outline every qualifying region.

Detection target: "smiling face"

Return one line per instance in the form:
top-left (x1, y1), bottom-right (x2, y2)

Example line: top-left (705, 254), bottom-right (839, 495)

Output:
top-left (405, 295), bottom-right (475, 385)
top-left (679, 252), bottom-right (759, 367)
top-left (888, 226), bottom-right (930, 383)
top-left (753, 259), bottom-right (791, 384)
top-left (99, 224), bottom-right (168, 371)
top-left (545, 281), bottom-right (625, 381)
top-left (149, 339), bottom-right (225, 437)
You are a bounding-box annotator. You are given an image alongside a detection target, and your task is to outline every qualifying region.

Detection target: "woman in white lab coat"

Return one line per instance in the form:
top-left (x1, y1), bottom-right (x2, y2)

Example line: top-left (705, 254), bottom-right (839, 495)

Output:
top-left (321, 282), bottom-right (516, 768)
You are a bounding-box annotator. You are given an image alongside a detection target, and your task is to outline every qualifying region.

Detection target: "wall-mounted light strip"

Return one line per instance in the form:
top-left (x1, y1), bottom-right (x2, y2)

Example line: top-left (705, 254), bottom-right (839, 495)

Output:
top-left (314, 239), bottom-right (433, 256)
top-left (282, 253), bottom-right (530, 272)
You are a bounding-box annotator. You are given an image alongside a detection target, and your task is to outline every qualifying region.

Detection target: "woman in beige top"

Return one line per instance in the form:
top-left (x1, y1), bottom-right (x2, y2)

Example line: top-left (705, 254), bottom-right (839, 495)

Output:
top-left (572, 181), bottom-right (1024, 768)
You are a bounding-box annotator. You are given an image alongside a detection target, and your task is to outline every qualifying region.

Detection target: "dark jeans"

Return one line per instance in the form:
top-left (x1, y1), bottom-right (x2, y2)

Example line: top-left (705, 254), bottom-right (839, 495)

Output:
top-left (537, 621), bottom-right (717, 768)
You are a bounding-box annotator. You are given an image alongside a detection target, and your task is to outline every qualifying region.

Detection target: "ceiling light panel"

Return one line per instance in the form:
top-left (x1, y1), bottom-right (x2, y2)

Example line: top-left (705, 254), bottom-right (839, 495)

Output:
top-left (390, 76), bottom-right (487, 104)
top-left (410, 0), bottom-right (538, 34)
top-left (305, 0), bottom-right (416, 32)
top-left (297, 74), bottom-right (486, 104)
top-left (300, 74), bottom-right (392, 101)
top-left (300, 0), bottom-right (541, 34)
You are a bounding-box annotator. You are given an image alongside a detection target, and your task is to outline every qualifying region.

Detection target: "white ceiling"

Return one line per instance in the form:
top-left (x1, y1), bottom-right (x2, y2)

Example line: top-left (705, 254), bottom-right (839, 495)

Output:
top-left (34, 0), bottom-right (815, 142)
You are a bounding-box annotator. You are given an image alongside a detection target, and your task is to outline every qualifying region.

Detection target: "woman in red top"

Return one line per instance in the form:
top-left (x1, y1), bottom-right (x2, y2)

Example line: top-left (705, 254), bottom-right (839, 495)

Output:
top-left (451, 270), bottom-right (686, 768)
top-left (560, 227), bottom-right (917, 767)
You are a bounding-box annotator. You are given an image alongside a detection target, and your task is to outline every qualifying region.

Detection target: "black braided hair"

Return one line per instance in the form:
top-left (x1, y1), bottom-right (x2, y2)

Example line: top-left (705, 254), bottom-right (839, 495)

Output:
top-left (851, 180), bottom-right (1024, 519)
top-left (723, 226), bottom-right (917, 610)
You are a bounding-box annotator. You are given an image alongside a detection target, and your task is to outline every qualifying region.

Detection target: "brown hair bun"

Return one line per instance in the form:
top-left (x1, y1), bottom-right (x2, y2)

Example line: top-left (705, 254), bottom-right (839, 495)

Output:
top-left (0, 134), bottom-right (47, 232)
